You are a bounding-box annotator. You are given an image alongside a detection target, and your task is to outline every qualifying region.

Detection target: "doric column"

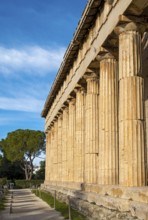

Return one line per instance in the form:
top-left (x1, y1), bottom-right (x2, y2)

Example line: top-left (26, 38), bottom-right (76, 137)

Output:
top-left (45, 131), bottom-right (50, 183)
top-left (57, 114), bottom-right (62, 183)
top-left (85, 72), bottom-right (99, 184)
top-left (61, 106), bottom-right (69, 182)
top-left (48, 130), bottom-right (52, 182)
top-left (50, 126), bottom-right (55, 182)
top-left (145, 90), bottom-right (148, 183)
top-left (142, 32), bottom-right (148, 185)
top-left (67, 98), bottom-right (76, 182)
top-left (75, 86), bottom-right (86, 183)
top-left (98, 56), bottom-right (118, 185)
top-left (45, 132), bottom-right (48, 183)
top-left (119, 29), bottom-right (145, 186)
top-left (53, 120), bottom-right (58, 182)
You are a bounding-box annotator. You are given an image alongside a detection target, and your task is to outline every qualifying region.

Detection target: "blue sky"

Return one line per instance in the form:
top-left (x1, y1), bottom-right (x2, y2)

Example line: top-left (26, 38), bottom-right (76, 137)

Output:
top-left (0, 0), bottom-right (87, 164)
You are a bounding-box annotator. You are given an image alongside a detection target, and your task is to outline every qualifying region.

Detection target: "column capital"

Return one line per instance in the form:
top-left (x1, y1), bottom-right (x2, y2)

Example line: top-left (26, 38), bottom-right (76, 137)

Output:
top-left (51, 125), bottom-right (54, 133)
top-left (84, 69), bottom-right (99, 82)
top-left (67, 97), bottom-right (76, 106)
top-left (114, 16), bottom-right (148, 35)
top-left (46, 126), bottom-right (52, 133)
top-left (97, 53), bottom-right (116, 63)
top-left (74, 84), bottom-right (86, 94)
top-left (57, 109), bottom-right (63, 115)
top-left (53, 116), bottom-right (58, 122)
top-left (62, 104), bottom-right (69, 113)
top-left (45, 130), bottom-right (52, 139)
top-left (114, 23), bottom-right (138, 35)
top-left (61, 102), bottom-right (68, 110)
top-left (97, 46), bottom-right (116, 61)
top-left (50, 122), bottom-right (54, 127)
top-left (57, 112), bottom-right (63, 120)
top-left (45, 131), bottom-right (48, 135)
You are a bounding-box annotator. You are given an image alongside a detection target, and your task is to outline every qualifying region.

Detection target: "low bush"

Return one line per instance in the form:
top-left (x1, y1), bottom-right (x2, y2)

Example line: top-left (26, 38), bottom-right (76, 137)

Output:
top-left (0, 190), bottom-right (8, 211)
top-left (15, 179), bottom-right (44, 189)
top-left (0, 178), bottom-right (7, 186)
top-left (32, 189), bottom-right (87, 220)
top-left (0, 197), bottom-right (6, 211)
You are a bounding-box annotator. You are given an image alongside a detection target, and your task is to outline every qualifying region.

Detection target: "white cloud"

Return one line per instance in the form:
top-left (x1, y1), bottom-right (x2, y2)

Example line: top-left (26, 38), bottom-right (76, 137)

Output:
top-left (0, 112), bottom-right (43, 127)
top-left (0, 97), bottom-right (44, 112)
top-left (0, 46), bottom-right (66, 75)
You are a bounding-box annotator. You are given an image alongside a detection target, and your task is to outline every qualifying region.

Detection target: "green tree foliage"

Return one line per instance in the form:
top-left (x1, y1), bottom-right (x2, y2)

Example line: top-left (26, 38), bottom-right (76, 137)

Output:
top-left (0, 129), bottom-right (45, 180)
top-left (0, 156), bottom-right (25, 179)
top-left (0, 143), bottom-right (24, 179)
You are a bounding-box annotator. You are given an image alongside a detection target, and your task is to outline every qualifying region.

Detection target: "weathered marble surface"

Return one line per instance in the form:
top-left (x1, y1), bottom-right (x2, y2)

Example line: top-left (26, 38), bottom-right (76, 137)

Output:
top-left (43, 0), bottom-right (148, 219)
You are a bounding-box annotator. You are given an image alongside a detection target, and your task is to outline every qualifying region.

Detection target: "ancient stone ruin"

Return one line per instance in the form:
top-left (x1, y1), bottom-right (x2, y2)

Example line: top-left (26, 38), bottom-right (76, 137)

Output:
top-left (41, 0), bottom-right (148, 219)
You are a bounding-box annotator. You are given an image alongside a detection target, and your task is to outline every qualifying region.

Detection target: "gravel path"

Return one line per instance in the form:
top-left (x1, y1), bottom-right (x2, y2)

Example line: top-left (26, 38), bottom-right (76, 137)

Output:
top-left (0, 189), bottom-right (64, 220)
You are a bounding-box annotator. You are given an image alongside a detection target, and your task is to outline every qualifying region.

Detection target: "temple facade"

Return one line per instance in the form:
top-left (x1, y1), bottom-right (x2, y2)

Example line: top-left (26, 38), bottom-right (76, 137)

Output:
top-left (42, 0), bottom-right (148, 219)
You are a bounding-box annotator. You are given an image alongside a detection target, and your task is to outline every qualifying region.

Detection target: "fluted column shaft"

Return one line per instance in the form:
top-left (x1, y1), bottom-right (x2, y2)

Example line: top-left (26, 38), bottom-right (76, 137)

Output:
top-left (99, 57), bottom-right (118, 184)
top-left (57, 115), bottom-right (62, 183)
top-left (45, 132), bottom-right (48, 182)
top-left (61, 107), bottom-right (69, 182)
top-left (85, 73), bottom-right (99, 184)
top-left (45, 132), bottom-right (50, 182)
top-left (50, 126), bottom-right (55, 182)
top-left (119, 30), bottom-right (145, 186)
top-left (53, 121), bottom-right (58, 182)
top-left (145, 93), bottom-right (148, 183)
top-left (75, 88), bottom-right (86, 182)
top-left (67, 99), bottom-right (76, 182)
top-left (143, 32), bottom-right (148, 185)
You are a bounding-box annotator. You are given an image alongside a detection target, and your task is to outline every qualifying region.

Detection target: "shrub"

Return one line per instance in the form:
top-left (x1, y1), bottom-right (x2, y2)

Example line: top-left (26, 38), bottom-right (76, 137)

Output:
top-left (0, 197), bottom-right (6, 211)
top-left (0, 188), bottom-right (8, 211)
top-left (0, 178), bottom-right (7, 186)
top-left (15, 179), bottom-right (44, 189)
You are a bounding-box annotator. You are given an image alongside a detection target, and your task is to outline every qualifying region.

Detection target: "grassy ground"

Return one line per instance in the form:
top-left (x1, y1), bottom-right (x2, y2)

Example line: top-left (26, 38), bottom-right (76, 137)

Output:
top-left (32, 189), bottom-right (88, 220)
top-left (0, 196), bottom-right (6, 211)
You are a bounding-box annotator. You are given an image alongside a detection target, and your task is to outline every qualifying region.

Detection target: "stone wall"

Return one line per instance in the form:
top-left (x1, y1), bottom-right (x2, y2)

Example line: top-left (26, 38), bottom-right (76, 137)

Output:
top-left (42, 184), bottom-right (148, 220)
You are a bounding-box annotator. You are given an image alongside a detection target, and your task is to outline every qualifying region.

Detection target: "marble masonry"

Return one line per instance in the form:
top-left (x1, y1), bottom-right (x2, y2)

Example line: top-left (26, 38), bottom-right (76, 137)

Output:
top-left (42, 0), bottom-right (148, 219)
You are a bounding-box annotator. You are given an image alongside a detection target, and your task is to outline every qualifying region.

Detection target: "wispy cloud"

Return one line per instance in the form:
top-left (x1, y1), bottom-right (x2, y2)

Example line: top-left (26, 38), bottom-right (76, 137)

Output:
top-left (0, 97), bottom-right (44, 112)
top-left (0, 78), bottom-right (52, 100)
top-left (0, 111), bottom-right (43, 126)
top-left (0, 116), bottom-right (15, 125)
top-left (0, 46), bottom-right (66, 76)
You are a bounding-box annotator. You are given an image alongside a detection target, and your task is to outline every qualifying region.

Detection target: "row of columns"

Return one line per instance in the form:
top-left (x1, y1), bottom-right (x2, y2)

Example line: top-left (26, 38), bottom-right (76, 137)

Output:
top-left (45, 29), bottom-right (146, 187)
